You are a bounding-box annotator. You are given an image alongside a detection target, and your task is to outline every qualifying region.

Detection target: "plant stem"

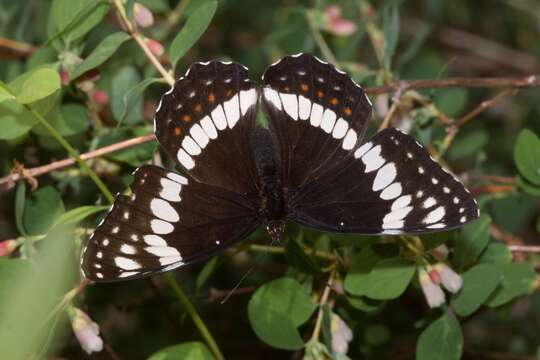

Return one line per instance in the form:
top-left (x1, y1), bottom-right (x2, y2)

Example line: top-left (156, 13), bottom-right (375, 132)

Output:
top-left (306, 11), bottom-right (338, 65)
top-left (310, 269), bottom-right (336, 342)
top-left (24, 105), bottom-right (114, 203)
top-left (164, 273), bottom-right (225, 360)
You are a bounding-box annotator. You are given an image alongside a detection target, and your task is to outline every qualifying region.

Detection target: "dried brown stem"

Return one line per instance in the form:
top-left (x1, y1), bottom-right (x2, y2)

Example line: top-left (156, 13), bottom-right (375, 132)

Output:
top-left (508, 245), bottom-right (540, 253)
top-left (455, 89), bottom-right (519, 128)
top-left (365, 75), bottom-right (540, 96)
top-left (0, 134), bottom-right (155, 191)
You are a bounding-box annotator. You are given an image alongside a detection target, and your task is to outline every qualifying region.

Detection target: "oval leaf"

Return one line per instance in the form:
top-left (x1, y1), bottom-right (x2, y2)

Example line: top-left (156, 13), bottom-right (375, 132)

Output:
top-left (487, 262), bottom-right (537, 307)
top-left (514, 129), bottom-right (540, 186)
top-left (417, 313), bottom-right (463, 360)
top-left (23, 186), bottom-right (65, 235)
top-left (148, 342), bottom-right (213, 360)
top-left (451, 263), bottom-right (502, 317)
top-left (71, 32), bottom-right (131, 79)
top-left (453, 214), bottom-right (491, 269)
top-left (15, 69), bottom-right (60, 104)
top-left (169, 1), bottom-right (218, 68)
top-left (51, 205), bottom-right (108, 229)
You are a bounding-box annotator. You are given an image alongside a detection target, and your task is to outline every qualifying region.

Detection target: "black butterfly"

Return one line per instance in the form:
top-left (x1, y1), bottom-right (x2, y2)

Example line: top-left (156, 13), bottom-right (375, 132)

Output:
top-left (81, 53), bottom-right (479, 282)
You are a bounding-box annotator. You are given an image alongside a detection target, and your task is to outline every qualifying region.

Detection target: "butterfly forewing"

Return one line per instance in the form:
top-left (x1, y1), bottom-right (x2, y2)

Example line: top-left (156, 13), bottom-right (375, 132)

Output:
top-left (291, 128), bottom-right (480, 234)
top-left (81, 165), bottom-right (260, 282)
top-left (261, 53), bottom-right (372, 190)
top-left (154, 61), bottom-right (260, 195)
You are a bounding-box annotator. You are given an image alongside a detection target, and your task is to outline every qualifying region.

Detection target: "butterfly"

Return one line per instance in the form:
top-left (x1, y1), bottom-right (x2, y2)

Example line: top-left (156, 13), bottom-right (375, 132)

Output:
top-left (81, 53), bottom-right (479, 282)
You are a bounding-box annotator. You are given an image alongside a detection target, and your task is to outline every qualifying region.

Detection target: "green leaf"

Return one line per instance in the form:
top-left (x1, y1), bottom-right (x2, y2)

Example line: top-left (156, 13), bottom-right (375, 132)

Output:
top-left (119, 77), bottom-right (162, 124)
top-left (71, 32), bottom-right (131, 80)
top-left (93, 127), bottom-right (155, 166)
top-left (51, 205), bottom-right (108, 229)
top-left (22, 186), bottom-right (65, 235)
top-left (0, 99), bottom-right (39, 139)
top-left (347, 296), bottom-right (381, 313)
top-left (169, 1), bottom-right (218, 68)
top-left (479, 243), bottom-right (512, 264)
top-left (416, 313), bottom-right (463, 360)
top-left (514, 129), bottom-right (540, 186)
top-left (285, 232), bottom-right (321, 274)
top-left (14, 69), bottom-right (60, 104)
top-left (248, 305), bottom-right (304, 350)
top-left (0, 82), bottom-right (15, 102)
top-left (516, 175), bottom-right (540, 197)
top-left (344, 245), bottom-right (380, 295)
top-left (382, 3), bottom-right (400, 71)
top-left (435, 88), bottom-right (468, 117)
top-left (353, 258), bottom-right (416, 300)
top-left (147, 342), bottom-right (214, 360)
top-left (110, 65), bottom-right (142, 123)
top-left (33, 103), bottom-right (89, 137)
top-left (487, 262), bottom-right (537, 307)
top-left (453, 214), bottom-right (491, 269)
top-left (447, 129), bottom-right (489, 161)
top-left (451, 263), bottom-right (502, 317)
top-left (15, 182), bottom-right (27, 236)
top-left (248, 277), bottom-right (316, 350)
top-left (47, 0), bottom-right (110, 44)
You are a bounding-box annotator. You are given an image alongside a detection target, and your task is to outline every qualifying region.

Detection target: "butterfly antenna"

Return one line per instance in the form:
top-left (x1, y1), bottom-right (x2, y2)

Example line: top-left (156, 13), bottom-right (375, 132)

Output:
top-left (220, 222), bottom-right (285, 304)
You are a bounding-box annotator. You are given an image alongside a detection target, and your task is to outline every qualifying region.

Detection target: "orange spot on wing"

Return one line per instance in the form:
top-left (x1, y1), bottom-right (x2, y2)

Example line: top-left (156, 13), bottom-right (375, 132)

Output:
top-left (330, 97), bottom-right (339, 105)
top-left (317, 91), bottom-right (324, 98)
top-left (182, 114), bottom-right (192, 122)
top-left (174, 127), bottom-right (182, 136)
top-left (208, 93), bottom-right (216, 103)
top-left (344, 107), bottom-right (352, 116)
top-left (301, 83), bottom-right (309, 92)
top-left (194, 104), bottom-right (203, 113)
top-left (283, 86), bottom-right (290, 92)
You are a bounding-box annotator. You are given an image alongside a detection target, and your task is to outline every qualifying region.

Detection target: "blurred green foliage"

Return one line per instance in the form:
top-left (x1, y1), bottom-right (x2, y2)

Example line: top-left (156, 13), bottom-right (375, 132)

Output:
top-left (0, 0), bottom-right (539, 359)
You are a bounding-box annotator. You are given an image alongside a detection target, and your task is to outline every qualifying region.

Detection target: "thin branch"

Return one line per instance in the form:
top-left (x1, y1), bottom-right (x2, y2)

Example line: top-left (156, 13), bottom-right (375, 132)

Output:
top-left (112, 0), bottom-right (175, 86)
top-left (365, 75), bottom-right (540, 95)
top-left (455, 89), bottom-right (518, 128)
top-left (378, 89), bottom-right (403, 130)
top-left (0, 134), bottom-right (155, 191)
top-left (508, 245), bottom-right (540, 253)
top-left (310, 269), bottom-right (336, 342)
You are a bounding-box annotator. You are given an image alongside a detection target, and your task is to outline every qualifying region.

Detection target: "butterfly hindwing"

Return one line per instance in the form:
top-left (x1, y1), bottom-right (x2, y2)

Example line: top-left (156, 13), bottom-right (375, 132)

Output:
top-left (81, 165), bottom-right (260, 282)
top-left (154, 61), bottom-right (260, 195)
top-left (261, 53), bottom-right (372, 190)
top-left (290, 128), bottom-right (480, 234)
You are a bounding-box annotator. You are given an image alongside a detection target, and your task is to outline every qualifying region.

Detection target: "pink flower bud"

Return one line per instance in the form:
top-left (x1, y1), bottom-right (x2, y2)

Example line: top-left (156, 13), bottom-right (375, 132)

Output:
top-left (0, 240), bottom-right (17, 257)
top-left (430, 244), bottom-right (449, 261)
top-left (60, 68), bottom-right (70, 86)
top-left (146, 38), bottom-right (164, 57)
top-left (419, 268), bottom-right (445, 308)
top-left (133, 3), bottom-right (154, 28)
top-left (323, 5), bottom-right (357, 36)
top-left (434, 263), bottom-right (463, 294)
top-left (92, 89), bottom-right (109, 105)
top-left (70, 308), bottom-right (103, 355)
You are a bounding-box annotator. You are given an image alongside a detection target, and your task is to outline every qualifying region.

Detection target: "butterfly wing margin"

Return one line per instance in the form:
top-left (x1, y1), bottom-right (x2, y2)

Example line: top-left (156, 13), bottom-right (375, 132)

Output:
top-left (290, 128), bottom-right (480, 234)
top-left (81, 165), bottom-right (261, 282)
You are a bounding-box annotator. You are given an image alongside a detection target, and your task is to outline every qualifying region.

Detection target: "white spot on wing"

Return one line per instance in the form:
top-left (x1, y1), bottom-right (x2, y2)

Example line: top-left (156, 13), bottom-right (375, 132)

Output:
top-left (115, 257), bottom-right (140, 270)
top-left (380, 182), bottom-right (402, 200)
top-left (144, 235), bottom-right (167, 246)
top-left (150, 199), bottom-right (179, 222)
top-left (298, 95), bottom-right (311, 120)
top-left (200, 116), bottom-right (218, 139)
top-left (120, 244), bottom-right (136, 255)
top-left (383, 206), bottom-right (413, 225)
top-left (373, 162), bottom-right (397, 191)
top-left (240, 89), bottom-right (257, 115)
top-left (279, 93), bottom-right (299, 120)
top-left (224, 94), bottom-right (240, 128)
top-left (190, 124), bottom-right (209, 148)
top-left (167, 172), bottom-right (188, 185)
top-left (177, 149), bottom-right (195, 169)
top-left (361, 145), bottom-right (385, 172)
top-left (309, 103), bottom-right (324, 127)
top-left (424, 206), bottom-right (445, 224)
top-left (354, 141), bottom-right (373, 158)
top-left (145, 246), bottom-right (181, 257)
top-left (320, 109), bottom-right (337, 133)
top-left (423, 197), bottom-right (436, 209)
top-left (159, 178), bottom-right (182, 202)
top-left (391, 195), bottom-right (412, 210)
top-left (332, 118), bottom-right (348, 139)
top-left (150, 219), bottom-right (174, 234)
top-left (342, 129), bottom-right (357, 150)
top-left (182, 136), bottom-right (201, 156)
top-left (263, 88), bottom-right (282, 110)
top-left (210, 104), bottom-right (227, 130)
